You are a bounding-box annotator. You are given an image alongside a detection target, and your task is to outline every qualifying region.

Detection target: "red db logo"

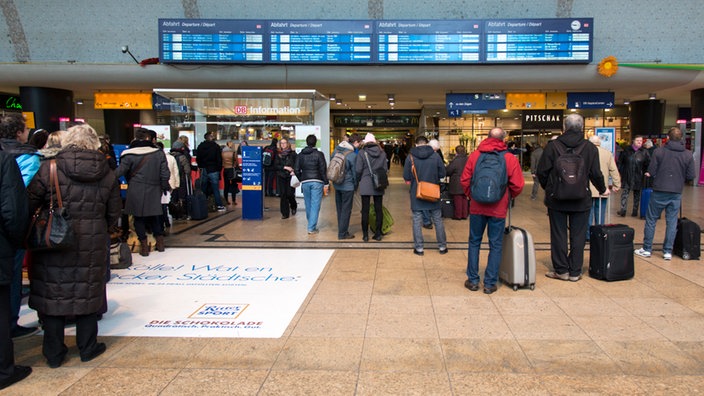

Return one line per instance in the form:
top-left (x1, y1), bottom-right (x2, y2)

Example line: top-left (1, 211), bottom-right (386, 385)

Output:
top-left (234, 106), bottom-right (248, 115)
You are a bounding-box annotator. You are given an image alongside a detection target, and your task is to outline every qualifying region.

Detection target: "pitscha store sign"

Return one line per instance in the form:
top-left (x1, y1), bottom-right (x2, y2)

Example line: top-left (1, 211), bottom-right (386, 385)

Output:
top-left (522, 110), bottom-right (563, 130)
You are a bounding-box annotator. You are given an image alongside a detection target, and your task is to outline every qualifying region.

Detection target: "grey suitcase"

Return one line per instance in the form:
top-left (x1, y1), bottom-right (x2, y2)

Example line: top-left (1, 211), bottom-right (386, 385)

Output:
top-left (499, 206), bottom-right (536, 291)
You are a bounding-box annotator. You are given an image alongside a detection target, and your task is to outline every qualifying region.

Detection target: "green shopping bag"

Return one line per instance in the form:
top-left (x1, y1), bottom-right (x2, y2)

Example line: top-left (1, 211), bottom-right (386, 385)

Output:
top-left (369, 205), bottom-right (394, 235)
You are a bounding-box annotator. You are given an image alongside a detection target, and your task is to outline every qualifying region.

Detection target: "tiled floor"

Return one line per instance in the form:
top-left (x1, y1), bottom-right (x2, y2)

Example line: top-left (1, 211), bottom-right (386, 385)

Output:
top-left (8, 165), bottom-right (704, 395)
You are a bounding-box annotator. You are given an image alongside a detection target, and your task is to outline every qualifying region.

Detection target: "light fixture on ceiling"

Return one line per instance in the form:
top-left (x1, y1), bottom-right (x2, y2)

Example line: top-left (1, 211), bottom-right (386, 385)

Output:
top-left (387, 94), bottom-right (395, 102)
top-left (623, 99), bottom-right (630, 105)
top-left (329, 94), bottom-right (336, 101)
top-left (75, 99), bottom-right (84, 105)
top-left (121, 45), bottom-right (139, 64)
top-left (336, 99), bottom-right (342, 105)
top-left (648, 93), bottom-right (657, 100)
top-left (358, 94), bottom-right (367, 101)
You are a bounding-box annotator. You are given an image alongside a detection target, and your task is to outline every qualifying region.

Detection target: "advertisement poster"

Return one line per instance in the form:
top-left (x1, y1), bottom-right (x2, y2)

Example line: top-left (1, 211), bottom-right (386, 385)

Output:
top-left (20, 248), bottom-right (333, 338)
top-left (595, 127), bottom-right (615, 154)
top-left (141, 124), bottom-right (172, 148)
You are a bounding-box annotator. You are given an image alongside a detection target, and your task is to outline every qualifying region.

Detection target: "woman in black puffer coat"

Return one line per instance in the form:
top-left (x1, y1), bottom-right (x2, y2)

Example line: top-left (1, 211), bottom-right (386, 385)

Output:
top-left (26, 124), bottom-right (122, 369)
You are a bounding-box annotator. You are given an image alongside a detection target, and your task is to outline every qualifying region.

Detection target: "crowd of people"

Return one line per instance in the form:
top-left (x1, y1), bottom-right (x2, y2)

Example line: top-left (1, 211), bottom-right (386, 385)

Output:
top-left (0, 110), bottom-right (695, 390)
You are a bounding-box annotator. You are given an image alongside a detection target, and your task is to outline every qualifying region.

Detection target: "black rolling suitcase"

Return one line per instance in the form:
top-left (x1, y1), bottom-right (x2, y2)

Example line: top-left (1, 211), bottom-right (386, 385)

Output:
top-left (186, 174), bottom-right (208, 220)
top-left (589, 197), bottom-right (635, 281)
top-left (673, 209), bottom-right (701, 260)
top-left (440, 185), bottom-right (454, 218)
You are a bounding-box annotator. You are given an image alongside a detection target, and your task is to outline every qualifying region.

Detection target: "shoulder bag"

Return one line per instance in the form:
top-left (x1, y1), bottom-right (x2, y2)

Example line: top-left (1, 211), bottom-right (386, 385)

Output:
top-left (410, 155), bottom-right (440, 202)
top-left (26, 160), bottom-right (76, 251)
top-left (364, 151), bottom-right (389, 190)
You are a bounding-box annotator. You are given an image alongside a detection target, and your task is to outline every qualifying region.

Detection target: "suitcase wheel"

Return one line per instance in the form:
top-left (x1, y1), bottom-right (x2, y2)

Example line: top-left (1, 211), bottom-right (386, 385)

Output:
top-left (530, 284), bottom-right (535, 291)
top-left (512, 285), bottom-right (518, 291)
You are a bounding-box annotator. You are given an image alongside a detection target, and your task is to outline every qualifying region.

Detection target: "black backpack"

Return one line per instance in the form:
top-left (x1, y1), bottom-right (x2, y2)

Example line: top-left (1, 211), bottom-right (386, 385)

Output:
top-left (551, 140), bottom-right (590, 200)
top-left (470, 150), bottom-right (508, 204)
top-left (262, 146), bottom-right (274, 167)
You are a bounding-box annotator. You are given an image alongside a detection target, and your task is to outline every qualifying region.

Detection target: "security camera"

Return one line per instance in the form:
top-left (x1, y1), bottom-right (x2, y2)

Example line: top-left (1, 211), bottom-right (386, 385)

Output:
top-left (121, 46), bottom-right (128, 53)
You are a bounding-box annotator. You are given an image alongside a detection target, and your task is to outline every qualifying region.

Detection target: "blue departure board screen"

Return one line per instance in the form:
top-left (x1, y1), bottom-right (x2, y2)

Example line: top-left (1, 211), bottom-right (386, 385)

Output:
top-left (484, 19), bottom-right (592, 63)
top-left (160, 19), bottom-right (265, 63)
top-left (376, 20), bottom-right (481, 63)
top-left (158, 18), bottom-right (593, 65)
top-left (269, 20), bottom-right (372, 63)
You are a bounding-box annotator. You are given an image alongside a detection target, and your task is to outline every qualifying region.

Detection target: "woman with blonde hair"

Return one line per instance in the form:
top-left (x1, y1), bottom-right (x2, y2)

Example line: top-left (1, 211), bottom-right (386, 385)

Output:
top-left (27, 123), bottom-right (122, 368)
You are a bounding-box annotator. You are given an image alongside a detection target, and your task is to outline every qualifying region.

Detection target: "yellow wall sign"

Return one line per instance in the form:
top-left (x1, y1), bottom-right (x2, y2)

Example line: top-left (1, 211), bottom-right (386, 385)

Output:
top-left (94, 92), bottom-right (153, 109)
top-left (546, 92), bottom-right (568, 109)
top-left (505, 93), bottom-right (546, 109)
top-left (22, 112), bottom-right (35, 129)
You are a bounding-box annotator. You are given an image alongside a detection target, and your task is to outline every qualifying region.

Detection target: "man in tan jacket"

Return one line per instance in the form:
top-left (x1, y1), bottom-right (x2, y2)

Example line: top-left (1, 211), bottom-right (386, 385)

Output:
top-left (588, 135), bottom-right (621, 228)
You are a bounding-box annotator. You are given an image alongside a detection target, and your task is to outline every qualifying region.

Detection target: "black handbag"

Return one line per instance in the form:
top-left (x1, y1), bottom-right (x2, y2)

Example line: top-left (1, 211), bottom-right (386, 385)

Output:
top-left (364, 151), bottom-right (389, 190)
top-left (26, 160), bottom-right (75, 251)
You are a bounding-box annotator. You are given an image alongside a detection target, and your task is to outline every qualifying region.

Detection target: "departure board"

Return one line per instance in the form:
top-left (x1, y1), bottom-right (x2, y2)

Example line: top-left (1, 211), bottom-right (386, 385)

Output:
top-left (485, 19), bottom-right (592, 63)
top-left (160, 19), bottom-right (264, 63)
top-left (376, 20), bottom-right (481, 63)
top-left (269, 20), bottom-right (372, 63)
top-left (158, 18), bottom-right (593, 65)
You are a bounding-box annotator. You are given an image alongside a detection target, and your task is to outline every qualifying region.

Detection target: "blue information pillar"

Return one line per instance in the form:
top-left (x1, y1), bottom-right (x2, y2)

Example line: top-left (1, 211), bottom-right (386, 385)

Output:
top-left (241, 146), bottom-right (264, 220)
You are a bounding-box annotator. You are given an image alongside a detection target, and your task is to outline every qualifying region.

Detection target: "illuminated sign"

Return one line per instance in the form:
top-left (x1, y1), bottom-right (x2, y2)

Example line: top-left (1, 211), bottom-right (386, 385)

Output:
top-left (1, 95), bottom-right (22, 110)
top-left (94, 93), bottom-right (154, 109)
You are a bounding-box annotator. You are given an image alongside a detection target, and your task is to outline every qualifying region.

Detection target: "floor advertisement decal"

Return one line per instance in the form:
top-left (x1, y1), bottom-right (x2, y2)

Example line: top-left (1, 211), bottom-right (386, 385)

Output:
top-left (22, 248), bottom-right (332, 338)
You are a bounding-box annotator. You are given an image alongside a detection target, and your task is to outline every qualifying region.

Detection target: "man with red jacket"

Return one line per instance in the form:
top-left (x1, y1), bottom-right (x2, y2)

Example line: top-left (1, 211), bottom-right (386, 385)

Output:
top-left (460, 127), bottom-right (524, 294)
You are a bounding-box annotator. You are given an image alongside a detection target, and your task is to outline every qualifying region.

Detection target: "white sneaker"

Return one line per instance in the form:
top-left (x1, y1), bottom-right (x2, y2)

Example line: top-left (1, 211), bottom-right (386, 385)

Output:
top-left (663, 253), bottom-right (672, 260)
top-left (634, 248), bottom-right (651, 258)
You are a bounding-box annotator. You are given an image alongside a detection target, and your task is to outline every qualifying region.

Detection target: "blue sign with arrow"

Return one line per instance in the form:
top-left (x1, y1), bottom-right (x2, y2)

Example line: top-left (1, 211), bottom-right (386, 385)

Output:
top-left (446, 93), bottom-right (506, 116)
top-left (567, 92), bottom-right (614, 109)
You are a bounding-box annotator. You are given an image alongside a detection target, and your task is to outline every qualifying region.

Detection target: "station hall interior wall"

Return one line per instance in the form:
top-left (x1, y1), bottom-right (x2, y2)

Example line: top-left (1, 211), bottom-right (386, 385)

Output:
top-left (1, 0), bottom-right (703, 64)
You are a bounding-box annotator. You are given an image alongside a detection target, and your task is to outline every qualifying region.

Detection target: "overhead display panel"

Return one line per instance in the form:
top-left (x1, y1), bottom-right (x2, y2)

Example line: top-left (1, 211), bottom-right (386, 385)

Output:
top-left (484, 18), bottom-right (592, 63)
top-left (160, 19), bottom-right (265, 63)
top-left (268, 20), bottom-right (372, 63)
top-left (159, 18), bottom-right (593, 65)
top-left (376, 20), bottom-right (481, 63)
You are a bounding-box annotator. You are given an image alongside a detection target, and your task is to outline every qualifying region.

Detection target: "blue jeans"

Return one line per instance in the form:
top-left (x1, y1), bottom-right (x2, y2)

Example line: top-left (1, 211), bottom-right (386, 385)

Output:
top-left (466, 214), bottom-right (505, 288)
top-left (587, 197), bottom-right (608, 239)
top-left (202, 171), bottom-right (224, 207)
top-left (642, 191), bottom-right (681, 254)
top-left (412, 209), bottom-right (447, 251)
top-left (302, 181), bottom-right (324, 232)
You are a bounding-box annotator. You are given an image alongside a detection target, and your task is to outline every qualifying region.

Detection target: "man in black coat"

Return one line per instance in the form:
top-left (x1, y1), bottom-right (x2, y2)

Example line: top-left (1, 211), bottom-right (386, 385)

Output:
top-left (0, 150), bottom-right (31, 389)
top-left (195, 132), bottom-right (225, 211)
top-left (537, 114), bottom-right (607, 282)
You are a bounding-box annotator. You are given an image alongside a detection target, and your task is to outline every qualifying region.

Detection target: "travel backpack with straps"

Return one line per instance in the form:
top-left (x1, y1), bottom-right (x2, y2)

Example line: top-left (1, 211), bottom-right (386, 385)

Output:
top-left (551, 140), bottom-right (590, 200)
top-left (470, 150), bottom-right (508, 204)
top-left (327, 150), bottom-right (351, 184)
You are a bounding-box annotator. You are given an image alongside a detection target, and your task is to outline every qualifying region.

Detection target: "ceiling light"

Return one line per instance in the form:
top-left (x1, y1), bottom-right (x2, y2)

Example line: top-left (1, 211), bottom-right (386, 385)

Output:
top-left (648, 93), bottom-right (657, 100)
top-left (387, 94), bottom-right (395, 102)
top-left (336, 99), bottom-right (342, 105)
top-left (623, 99), bottom-right (630, 105)
top-left (329, 94), bottom-right (336, 101)
top-left (75, 99), bottom-right (84, 105)
top-left (358, 94), bottom-right (367, 101)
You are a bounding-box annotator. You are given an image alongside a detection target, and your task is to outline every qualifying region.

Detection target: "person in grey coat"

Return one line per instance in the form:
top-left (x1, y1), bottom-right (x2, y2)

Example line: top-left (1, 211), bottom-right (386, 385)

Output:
top-left (332, 135), bottom-right (360, 239)
top-left (355, 133), bottom-right (388, 242)
top-left (530, 143), bottom-right (544, 200)
top-left (403, 135), bottom-right (447, 255)
top-left (116, 128), bottom-right (170, 256)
